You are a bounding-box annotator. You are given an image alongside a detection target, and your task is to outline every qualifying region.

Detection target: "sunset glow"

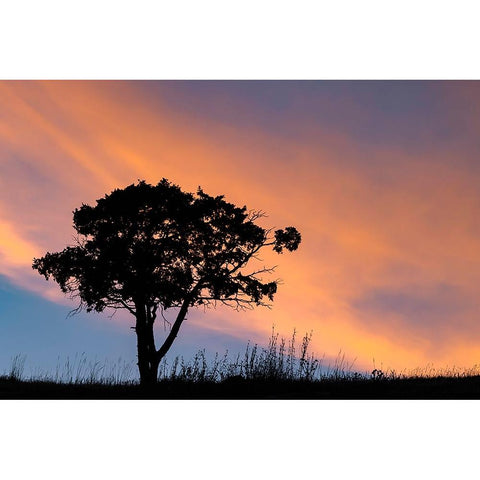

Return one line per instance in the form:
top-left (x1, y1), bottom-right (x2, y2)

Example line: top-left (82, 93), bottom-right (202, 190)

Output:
top-left (2, 80), bottom-right (480, 372)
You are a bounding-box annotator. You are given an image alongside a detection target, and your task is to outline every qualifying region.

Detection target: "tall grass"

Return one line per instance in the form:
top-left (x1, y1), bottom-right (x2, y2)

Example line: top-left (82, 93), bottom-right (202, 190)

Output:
top-left (3, 327), bottom-right (480, 386)
top-left (2, 353), bottom-right (136, 385)
top-left (158, 327), bottom-right (358, 383)
top-left (1, 328), bottom-right (348, 385)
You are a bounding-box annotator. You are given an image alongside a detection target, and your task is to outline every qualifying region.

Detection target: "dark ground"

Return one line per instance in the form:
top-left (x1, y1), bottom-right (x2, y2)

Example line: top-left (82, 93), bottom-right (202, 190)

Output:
top-left (2, 375), bottom-right (480, 399)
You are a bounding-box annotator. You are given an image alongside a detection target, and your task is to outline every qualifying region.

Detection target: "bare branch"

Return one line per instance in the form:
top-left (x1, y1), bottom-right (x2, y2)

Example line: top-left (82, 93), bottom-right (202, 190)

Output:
top-left (239, 265), bottom-right (277, 278)
top-left (160, 306), bottom-right (172, 332)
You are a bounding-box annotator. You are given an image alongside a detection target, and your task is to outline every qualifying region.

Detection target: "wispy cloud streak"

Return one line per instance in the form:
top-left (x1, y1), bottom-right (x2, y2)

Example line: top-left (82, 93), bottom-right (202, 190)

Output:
top-left (1, 81), bottom-right (480, 370)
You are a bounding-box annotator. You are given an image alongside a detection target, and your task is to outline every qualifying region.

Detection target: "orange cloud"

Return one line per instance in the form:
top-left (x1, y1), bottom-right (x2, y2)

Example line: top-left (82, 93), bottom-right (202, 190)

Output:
top-left (1, 81), bottom-right (480, 371)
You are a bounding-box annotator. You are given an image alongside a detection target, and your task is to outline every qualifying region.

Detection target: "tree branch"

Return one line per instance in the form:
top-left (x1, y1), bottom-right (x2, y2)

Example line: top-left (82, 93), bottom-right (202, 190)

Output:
top-left (155, 295), bottom-right (190, 362)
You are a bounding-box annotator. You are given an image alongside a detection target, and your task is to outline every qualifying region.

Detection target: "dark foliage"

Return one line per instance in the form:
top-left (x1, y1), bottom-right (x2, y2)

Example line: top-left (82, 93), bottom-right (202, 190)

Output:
top-left (32, 179), bottom-right (301, 384)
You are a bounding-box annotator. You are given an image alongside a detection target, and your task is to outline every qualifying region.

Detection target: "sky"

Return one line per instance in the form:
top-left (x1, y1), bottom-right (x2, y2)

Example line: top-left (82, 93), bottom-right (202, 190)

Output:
top-left (1, 80), bottom-right (480, 376)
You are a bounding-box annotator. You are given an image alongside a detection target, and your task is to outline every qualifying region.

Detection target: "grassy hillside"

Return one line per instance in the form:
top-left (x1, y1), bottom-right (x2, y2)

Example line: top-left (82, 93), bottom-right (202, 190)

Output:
top-left (2, 330), bottom-right (480, 399)
top-left (2, 374), bottom-right (480, 399)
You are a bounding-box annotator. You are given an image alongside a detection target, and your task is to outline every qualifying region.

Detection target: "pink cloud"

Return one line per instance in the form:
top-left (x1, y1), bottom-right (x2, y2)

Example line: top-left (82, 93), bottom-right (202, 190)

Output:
top-left (1, 81), bottom-right (480, 370)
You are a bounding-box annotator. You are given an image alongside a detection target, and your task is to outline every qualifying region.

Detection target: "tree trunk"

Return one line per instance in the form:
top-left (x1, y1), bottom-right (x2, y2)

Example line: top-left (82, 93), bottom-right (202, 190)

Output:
top-left (135, 301), bottom-right (159, 386)
top-left (135, 295), bottom-right (192, 386)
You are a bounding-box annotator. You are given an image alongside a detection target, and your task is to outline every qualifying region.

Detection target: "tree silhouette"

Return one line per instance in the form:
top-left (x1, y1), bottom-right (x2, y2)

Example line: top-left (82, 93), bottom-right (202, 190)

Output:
top-left (32, 179), bottom-right (301, 385)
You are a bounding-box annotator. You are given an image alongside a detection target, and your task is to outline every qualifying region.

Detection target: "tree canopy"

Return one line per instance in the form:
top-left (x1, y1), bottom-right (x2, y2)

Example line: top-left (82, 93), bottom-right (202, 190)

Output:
top-left (33, 179), bottom-right (301, 384)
